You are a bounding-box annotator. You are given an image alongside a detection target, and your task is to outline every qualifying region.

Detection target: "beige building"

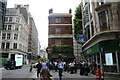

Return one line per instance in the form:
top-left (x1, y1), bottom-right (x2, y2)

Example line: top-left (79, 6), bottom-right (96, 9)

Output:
top-left (0, 7), bottom-right (29, 64)
top-left (81, 0), bottom-right (120, 77)
top-left (0, 4), bottom-right (39, 65)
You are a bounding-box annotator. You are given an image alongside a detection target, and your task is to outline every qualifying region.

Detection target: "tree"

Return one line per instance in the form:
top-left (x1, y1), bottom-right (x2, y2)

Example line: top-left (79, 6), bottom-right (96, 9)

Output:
top-left (73, 3), bottom-right (83, 41)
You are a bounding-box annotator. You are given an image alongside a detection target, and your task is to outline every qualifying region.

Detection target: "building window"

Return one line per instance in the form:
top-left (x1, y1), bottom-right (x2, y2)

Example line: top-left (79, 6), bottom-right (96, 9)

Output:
top-left (5, 17), bottom-right (8, 22)
top-left (55, 18), bottom-right (61, 23)
top-left (14, 34), bottom-right (18, 40)
top-left (7, 33), bottom-right (11, 39)
top-left (6, 43), bottom-right (10, 49)
top-left (1, 43), bottom-right (5, 49)
top-left (3, 25), bottom-right (7, 30)
top-left (98, 10), bottom-right (110, 31)
top-left (13, 43), bottom-right (17, 49)
top-left (15, 25), bottom-right (19, 30)
top-left (16, 17), bottom-right (20, 23)
top-left (8, 25), bottom-right (12, 30)
top-left (9, 17), bottom-right (13, 22)
top-left (55, 39), bottom-right (61, 45)
top-left (2, 33), bottom-right (6, 39)
top-left (55, 28), bottom-right (61, 34)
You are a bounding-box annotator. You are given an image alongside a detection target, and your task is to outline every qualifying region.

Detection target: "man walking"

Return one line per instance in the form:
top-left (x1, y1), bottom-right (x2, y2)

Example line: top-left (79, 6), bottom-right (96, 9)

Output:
top-left (36, 61), bottom-right (42, 77)
top-left (58, 60), bottom-right (64, 80)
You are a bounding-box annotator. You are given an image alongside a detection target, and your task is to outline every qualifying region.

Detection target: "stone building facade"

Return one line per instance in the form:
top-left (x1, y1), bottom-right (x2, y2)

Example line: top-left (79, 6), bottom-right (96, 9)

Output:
top-left (81, 0), bottom-right (120, 77)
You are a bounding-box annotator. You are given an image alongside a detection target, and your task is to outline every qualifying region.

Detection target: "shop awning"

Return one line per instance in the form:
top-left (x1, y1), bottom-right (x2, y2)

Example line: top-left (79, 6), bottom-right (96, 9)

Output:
top-left (81, 40), bottom-right (120, 56)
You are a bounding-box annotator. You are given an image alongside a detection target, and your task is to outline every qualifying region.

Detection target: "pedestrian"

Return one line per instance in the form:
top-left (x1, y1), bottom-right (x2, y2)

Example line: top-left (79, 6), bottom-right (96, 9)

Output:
top-left (40, 68), bottom-right (53, 80)
top-left (57, 60), bottom-right (64, 80)
top-left (80, 61), bottom-right (84, 75)
top-left (36, 61), bottom-right (42, 78)
top-left (74, 61), bottom-right (78, 73)
top-left (41, 61), bottom-right (47, 69)
top-left (29, 63), bottom-right (33, 73)
top-left (69, 61), bottom-right (75, 74)
top-left (84, 60), bottom-right (89, 76)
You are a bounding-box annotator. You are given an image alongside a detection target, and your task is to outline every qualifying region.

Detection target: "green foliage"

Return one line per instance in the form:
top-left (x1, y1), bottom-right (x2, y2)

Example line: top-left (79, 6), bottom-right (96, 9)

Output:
top-left (40, 57), bottom-right (47, 62)
top-left (52, 45), bottom-right (73, 53)
top-left (73, 4), bottom-right (83, 41)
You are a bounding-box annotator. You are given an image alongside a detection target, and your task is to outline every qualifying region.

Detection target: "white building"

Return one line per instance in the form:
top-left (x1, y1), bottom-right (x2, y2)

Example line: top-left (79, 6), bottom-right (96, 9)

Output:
top-left (0, 7), bottom-right (29, 64)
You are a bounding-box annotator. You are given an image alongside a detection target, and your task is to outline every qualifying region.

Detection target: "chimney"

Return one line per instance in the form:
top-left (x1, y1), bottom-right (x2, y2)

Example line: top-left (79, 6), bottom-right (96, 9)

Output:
top-left (69, 8), bottom-right (72, 14)
top-left (49, 8), bottom-right (53, 14)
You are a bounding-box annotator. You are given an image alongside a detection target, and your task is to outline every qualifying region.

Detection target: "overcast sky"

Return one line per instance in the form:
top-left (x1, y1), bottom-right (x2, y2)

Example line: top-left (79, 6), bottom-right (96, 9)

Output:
top-left (7, 0), bottom-right (81, 49)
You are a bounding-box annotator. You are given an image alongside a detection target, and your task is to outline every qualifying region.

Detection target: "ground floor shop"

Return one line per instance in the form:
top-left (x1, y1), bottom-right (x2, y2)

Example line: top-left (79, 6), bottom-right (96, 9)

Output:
top-left (50, 53), bottom-right (75, 62)
top-left (1, 52), bottom-right (27, 65)
top-left (81, 40), bottom-right (120, 78)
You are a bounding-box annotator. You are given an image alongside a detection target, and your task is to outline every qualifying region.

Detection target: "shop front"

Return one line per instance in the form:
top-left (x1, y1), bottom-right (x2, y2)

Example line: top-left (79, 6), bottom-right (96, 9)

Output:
top-left (51, 53), bottom-right (75, 62)
top-left (81, 40), bottom-right (120, 77)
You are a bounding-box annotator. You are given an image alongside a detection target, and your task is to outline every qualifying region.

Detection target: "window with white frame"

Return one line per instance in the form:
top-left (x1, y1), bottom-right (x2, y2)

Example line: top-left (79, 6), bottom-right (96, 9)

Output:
top-left (7, 33), bottom-right (11, 39)
top-left (3, 25), bottom-right (7, 30)
top-left (2, 33), bottom-right (6, 39)
top-left (15, 25), bottom-right (19, 30)
top-left (55, 39), bottom-right (61, 45)
top-left (55, 17), bottom-right (61, 23)
top-left (55, 28), bottom-right (61, 34)
top-left (1, 43), bottom-right (10, 49)
top-left (9, 17), bottom-right (13, 22)
top-left (1, 43), bottom-right (5, 49)
top-left (16, 17), bottom-right (20, 23)
top-left (5, 17), bottom-right (8, 22)
top-left (6, 43), bottom-right (10, 49)
top-left (8, 25), bottom-right (12, 30)
top-left (13, 43), bottom-right (17, 49)
top-left (14, 34), bottom-right (18, 40)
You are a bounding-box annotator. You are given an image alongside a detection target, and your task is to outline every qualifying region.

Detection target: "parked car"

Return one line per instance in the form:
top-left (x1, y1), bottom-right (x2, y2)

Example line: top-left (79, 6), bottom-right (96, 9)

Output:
top-left (4, 60), bottom-right (16, 70)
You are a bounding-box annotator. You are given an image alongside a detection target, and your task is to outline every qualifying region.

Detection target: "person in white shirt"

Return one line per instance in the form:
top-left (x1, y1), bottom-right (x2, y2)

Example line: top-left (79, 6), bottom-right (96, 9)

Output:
top-left (69, 62), bottom-right (75, 74)
top-left (41, 61), bottom-right (47, 69)
top-left (58, 60), bottom-right (64, 80)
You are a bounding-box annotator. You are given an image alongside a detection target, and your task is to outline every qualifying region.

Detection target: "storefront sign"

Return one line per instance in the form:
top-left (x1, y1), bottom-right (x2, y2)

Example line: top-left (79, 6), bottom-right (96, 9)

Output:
top-left (105, 53), bottom-right (113, 65)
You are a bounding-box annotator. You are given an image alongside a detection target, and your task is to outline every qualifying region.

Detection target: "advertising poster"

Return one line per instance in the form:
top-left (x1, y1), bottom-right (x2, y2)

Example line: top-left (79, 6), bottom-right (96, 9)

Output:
top-left (15, 55), bottom-right (23, 66)
top-left (105, 53), bottom-right (113, 65)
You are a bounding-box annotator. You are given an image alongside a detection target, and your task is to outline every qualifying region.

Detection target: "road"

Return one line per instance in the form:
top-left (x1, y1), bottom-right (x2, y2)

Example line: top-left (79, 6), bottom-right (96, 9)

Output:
top-left (2, 65), bottom-right (96, 80)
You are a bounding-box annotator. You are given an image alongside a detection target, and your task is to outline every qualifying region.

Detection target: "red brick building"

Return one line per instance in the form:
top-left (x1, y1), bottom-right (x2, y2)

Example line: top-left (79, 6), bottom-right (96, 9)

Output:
top-left (48, 9), bottom-right (74, 61)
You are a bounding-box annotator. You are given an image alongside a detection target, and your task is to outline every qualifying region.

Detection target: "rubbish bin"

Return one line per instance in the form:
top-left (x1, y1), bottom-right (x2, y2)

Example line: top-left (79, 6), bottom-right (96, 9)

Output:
top-left (96, 69), bottom-right (101, 79)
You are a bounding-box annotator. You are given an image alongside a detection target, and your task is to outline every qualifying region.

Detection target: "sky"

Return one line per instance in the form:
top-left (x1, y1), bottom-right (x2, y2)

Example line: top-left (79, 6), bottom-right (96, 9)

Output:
top-left (7, 0), bottom-right (81, 49)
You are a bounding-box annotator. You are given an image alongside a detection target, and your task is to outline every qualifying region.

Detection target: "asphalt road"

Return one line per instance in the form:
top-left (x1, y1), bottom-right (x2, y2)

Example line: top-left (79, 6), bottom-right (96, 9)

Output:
top-left (2, 65), bottom-right (32, 78)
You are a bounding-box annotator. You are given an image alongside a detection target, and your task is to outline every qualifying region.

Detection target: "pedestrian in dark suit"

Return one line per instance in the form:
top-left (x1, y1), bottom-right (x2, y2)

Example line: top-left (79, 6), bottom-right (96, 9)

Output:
top-left (36, 61), bottom-right (42, 77)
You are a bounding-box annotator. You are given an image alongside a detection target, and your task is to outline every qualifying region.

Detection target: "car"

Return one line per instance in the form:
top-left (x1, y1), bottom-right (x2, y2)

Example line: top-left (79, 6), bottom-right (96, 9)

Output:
top-left (4, 60), bottom-right (16, 70)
